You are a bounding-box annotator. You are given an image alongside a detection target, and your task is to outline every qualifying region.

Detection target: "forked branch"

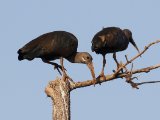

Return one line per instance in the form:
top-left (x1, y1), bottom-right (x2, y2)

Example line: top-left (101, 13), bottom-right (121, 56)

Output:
top-left (71, 40), bottom-right (160, 90)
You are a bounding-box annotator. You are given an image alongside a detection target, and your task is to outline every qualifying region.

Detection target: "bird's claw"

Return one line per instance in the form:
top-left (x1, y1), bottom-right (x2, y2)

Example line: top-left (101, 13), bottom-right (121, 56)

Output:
top-left (118, 62), bottom-right (124, 73)
top-left (53, 64), bottom-right (67, 75)
top-left (92, 79), bottom-right (97, 86)
top-left (93, 79), bottom-right (101, 86)
top-left (62, 72), bottom-right (75, 84)
top-left (55, 67), bottom-right (62, 75)
top-left (93, 73), bottom-right (105, 86)
top-left (113, 61), bottom-right (124, 73)
top-left (97, 73), bottom-right (106, 81)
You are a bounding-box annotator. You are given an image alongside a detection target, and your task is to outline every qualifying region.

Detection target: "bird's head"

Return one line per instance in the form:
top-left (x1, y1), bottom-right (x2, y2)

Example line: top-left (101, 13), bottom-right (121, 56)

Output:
top-left (67, 52), bottom-right (96, 81)
top-left (76, 52), bottom-right (93, 64)
top-left (77, 52), bottom-right (96, 81)
top-left (123, 29), bottom-right (132, 40)
top-left (123, 29), bottom-right (140, 54)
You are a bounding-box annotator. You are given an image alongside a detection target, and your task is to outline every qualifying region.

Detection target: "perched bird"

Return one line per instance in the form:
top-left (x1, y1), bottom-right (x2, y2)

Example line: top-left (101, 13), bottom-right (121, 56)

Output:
top-left (91, 27), bottom-right (140, 78)
top-left (18, 31), bottom-right (96, 82)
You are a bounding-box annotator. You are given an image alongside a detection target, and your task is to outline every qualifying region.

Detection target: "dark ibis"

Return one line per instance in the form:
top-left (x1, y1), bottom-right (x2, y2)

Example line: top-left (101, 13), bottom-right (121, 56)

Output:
top-left (18, 31), bottom-right (96, 82)
top-left (91, 27), bottom-right (140, 78)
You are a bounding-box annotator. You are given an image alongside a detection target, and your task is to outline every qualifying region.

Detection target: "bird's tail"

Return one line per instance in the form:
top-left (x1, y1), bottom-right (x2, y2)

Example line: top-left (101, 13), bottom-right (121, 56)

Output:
top-left (17, 48), bottom-right (34, 61)
top-left (129, 38), bottom-right (141, 55)
top-left (17, 49), bottom-right (25, 61)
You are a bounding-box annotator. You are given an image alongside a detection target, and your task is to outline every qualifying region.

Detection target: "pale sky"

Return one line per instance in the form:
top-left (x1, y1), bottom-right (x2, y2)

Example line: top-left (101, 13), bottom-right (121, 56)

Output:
top-left (1, 0), bottom-right (160, 120)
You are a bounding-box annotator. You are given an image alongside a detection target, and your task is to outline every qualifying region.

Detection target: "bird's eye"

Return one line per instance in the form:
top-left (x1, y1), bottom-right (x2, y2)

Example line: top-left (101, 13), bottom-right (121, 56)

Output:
top-left (87, 56), bottom-right (90, 59)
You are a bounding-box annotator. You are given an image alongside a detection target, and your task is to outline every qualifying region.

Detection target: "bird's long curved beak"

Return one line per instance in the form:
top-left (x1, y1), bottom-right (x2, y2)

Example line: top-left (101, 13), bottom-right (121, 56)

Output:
top-left (87, 62), bottom-right (96, 81)
top-left (130, 38), bottom-right (141, 55)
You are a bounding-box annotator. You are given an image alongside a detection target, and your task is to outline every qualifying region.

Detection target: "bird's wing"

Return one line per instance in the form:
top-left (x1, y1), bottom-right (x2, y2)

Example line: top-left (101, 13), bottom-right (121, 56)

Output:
top-left (18, 32), bottom-right (56, 60)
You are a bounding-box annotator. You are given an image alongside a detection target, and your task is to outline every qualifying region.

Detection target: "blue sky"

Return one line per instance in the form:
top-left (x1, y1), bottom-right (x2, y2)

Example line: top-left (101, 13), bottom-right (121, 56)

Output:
top-left (1, 0), bottom-right (160, 120)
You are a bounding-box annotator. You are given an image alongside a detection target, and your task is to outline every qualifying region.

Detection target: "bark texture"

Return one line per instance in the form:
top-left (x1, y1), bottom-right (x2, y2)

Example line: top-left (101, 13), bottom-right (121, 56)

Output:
top-left (45, 78), bottom-right (71, 120)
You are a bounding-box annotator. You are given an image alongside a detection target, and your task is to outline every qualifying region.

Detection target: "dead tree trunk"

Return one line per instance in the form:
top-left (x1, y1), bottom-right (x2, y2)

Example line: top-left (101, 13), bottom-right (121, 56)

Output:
top-left (45, 78), bottom-right (71, 120)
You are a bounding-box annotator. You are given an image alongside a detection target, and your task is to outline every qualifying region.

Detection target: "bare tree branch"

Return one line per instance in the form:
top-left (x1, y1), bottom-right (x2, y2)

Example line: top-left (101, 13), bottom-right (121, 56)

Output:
top-left (71, 40), bottom-right (160, 90)
top-left (71, 63), bottom-right (160, 90)
top-left (132, 64), bottom-right (160, 73)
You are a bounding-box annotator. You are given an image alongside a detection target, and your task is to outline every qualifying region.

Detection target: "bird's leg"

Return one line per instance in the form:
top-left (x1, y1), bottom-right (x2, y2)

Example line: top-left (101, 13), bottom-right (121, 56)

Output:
top-left (42, 59), bottom-right (63, 75)
top-left (113, 53), bottom-right (123, 73)
top-left (98, 55), bottom-right (106, 80)
top-left (60, 57), bottom-right (74, 83)
top-left (113, 53), bottom-right (119, 69)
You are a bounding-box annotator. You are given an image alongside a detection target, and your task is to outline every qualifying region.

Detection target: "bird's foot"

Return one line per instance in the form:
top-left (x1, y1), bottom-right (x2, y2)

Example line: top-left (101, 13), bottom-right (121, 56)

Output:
top-left (94, 73), bottom-right (105, 86)
top-left (117, 61), bottom-right (124, 73)
top-left (92, 78), bottom-right (101, 86)
top-left (62, 72), bottom-right (75, 84)
top-left (113, 61), bottom-right (124, 73)
top-left (92, 79), bottom-right (97, 86)
top-left (42, 60), bottom-right (66, 75)
top-left (53, 64), bottom-right (67, 75)
top-left (97, 72), bottom-right (106, 80)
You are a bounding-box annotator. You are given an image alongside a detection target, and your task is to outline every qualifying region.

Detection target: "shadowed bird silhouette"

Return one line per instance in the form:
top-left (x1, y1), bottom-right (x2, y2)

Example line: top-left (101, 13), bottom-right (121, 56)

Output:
top-left (18, 31), bottom-right (96, 83)
top-left (91, 27), bottom-right (140, 79)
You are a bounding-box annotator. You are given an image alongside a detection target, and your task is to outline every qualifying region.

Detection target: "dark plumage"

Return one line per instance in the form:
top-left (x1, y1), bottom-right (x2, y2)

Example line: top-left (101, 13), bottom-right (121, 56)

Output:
top-left (91, 27), bottom-right (140, 78)
top-left (18, 31), bottom-right (96, 82)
